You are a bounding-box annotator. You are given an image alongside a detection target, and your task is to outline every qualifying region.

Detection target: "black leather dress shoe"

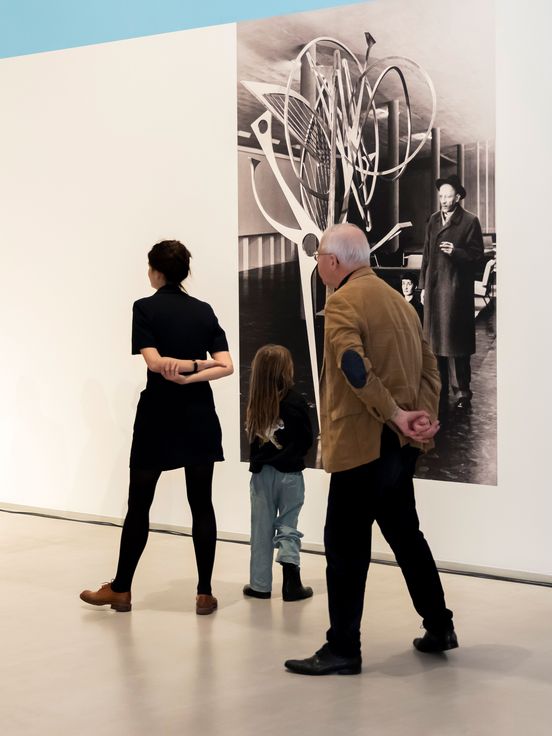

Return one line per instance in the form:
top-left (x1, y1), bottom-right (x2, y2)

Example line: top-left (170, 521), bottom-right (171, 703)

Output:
top-left (413, 629), bottom-right (459, 653)
top-left (243, 585), bottom-right (271, 599)
top-left (285, 644), bottom-right (361, 675)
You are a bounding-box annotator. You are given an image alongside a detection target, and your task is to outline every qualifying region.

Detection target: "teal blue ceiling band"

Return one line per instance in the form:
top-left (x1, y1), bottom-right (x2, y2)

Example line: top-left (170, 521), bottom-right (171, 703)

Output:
top-left (0, 0), bottom-right (370, 59)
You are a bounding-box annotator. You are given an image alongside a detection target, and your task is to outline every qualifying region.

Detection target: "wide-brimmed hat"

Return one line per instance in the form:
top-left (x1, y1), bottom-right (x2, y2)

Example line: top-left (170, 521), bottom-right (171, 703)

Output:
top-left (435, 174), bottom-right (466, 199)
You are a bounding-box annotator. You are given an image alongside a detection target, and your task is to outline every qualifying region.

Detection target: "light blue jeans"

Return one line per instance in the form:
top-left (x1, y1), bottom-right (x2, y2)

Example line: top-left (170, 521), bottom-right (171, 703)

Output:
top-left (249, 465), bottom-right (305, 593)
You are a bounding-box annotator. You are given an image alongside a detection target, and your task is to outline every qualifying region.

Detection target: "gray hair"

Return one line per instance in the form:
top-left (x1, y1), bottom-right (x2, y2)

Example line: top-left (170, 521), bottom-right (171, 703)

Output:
top-left (319, 223), bottom-right (371, 267)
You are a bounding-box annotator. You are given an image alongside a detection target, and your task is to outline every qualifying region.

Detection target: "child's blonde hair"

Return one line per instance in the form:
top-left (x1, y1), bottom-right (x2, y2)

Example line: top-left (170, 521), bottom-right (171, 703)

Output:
top-left (246, 344), bottom-right (294, 443)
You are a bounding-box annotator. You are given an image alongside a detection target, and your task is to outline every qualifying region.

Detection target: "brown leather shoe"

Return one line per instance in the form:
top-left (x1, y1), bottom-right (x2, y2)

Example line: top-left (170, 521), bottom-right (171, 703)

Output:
top-left (80, 582), bottom-right (131, 612)
top-left (196, 594), bottom-right (217, 615)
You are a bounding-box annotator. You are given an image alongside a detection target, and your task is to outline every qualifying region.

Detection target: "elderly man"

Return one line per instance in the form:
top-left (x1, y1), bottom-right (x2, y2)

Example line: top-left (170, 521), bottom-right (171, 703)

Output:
top-left (420, 175), bottom-right (484, 409)
top-left (284, 223), bottom-right (456, 676)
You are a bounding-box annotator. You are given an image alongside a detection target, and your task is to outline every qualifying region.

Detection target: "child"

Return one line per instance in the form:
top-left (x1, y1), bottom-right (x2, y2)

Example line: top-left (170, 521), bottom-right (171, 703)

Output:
top-left (244, 344), bottom-right (314, 601)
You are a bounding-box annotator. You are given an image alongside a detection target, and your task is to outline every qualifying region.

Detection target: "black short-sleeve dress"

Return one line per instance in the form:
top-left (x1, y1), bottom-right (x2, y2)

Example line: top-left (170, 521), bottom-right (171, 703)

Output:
top-left (129, 284), bottom-right (229, 471)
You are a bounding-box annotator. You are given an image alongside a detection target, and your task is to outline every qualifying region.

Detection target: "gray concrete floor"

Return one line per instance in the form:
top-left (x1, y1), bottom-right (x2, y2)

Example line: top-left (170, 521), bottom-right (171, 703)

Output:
top-left (1, 511), bottom-right (551, 736)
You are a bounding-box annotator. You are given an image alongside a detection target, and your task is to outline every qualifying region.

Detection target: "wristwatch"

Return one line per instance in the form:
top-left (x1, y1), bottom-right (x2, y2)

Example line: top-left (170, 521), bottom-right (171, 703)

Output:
top-left (192, 360), bottom-right (199, 373)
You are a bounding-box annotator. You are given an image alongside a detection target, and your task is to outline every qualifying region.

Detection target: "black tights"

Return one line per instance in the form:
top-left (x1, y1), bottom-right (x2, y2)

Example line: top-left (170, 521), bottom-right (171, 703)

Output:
top-left (111, 463), bottom-right (217, 595)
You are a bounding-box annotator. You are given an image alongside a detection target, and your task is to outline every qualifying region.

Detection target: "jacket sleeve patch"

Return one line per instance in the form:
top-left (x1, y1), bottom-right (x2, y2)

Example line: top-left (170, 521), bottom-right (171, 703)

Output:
top-left (341, 350), bottom-right (367, 388)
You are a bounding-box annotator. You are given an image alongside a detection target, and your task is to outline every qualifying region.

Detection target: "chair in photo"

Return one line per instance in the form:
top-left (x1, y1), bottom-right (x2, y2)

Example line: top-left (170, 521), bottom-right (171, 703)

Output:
top-left (474, 256), bottom-right (496, 315)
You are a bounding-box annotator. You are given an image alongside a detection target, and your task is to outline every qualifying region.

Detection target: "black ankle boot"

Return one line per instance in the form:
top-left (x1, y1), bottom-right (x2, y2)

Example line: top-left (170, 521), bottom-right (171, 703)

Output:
top-left (281, 563), bottom-right (313, 601)
top-left (243, 584), bottom-right (271, 599)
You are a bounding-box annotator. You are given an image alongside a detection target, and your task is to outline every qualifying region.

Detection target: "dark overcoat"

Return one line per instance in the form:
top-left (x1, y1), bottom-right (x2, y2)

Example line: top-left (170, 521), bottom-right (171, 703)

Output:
top-left (419, 206), bottom-right (483, 356)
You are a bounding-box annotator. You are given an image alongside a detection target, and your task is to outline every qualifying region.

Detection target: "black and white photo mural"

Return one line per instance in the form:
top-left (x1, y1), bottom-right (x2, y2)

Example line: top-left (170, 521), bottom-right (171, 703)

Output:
top-left (237, 0), bottom-right (496, 485)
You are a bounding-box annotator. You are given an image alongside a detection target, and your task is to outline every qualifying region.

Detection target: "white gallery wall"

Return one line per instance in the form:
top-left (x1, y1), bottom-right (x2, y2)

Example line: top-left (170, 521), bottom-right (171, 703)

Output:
top-left (1, 1), bottom-right (551, 580)
top-left (0, 26), bottom-right (243, 531)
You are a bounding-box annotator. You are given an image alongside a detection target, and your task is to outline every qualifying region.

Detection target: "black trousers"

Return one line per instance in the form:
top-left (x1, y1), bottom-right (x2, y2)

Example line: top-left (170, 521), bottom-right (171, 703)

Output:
top-left (437, 355), bottom-right (472, 399)
top-left (111, 463), bottom-right (217, 595)
top-left (324, 427), bottom-right (453, 657)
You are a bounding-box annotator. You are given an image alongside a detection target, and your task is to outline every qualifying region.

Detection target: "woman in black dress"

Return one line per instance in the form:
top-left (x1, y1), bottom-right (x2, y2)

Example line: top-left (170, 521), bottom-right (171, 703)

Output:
top-left (80, 240), bottom-right (233, 615)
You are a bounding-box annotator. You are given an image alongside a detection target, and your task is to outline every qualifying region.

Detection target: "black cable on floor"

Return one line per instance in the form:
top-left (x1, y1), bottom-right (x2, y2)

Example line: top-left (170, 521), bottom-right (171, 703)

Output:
top-left (2, 505), bottom-right (550, 588)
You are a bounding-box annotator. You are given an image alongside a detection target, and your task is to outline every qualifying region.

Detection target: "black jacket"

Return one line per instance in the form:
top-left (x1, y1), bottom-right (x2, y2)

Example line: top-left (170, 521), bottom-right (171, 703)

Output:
top-left (249, 390), bottom-right (313, 473)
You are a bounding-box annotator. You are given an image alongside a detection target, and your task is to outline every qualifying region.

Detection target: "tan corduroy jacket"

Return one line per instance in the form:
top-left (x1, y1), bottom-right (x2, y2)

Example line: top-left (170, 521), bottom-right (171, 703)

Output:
top-left (320, 266), bottom-right (441, 473)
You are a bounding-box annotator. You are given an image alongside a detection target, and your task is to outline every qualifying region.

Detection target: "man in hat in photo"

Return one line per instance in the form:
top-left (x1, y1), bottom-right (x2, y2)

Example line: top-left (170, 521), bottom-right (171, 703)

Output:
top-left (419, 175), bottom-right (484, 409)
